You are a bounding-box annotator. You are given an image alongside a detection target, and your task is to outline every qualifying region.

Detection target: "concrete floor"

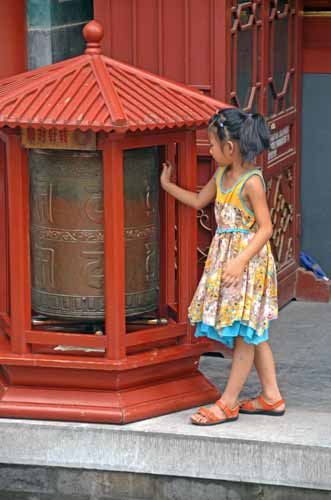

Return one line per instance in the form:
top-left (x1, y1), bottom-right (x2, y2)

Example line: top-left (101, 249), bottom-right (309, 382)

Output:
top-left (0, 301), bottom-right (330, 493)
top-left (200, 300), bottom-right (331, 413)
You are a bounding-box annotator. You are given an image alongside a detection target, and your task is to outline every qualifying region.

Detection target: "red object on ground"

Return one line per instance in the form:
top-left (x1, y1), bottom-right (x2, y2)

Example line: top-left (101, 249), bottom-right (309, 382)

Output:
top-left (296, 268), bottom-right (330, 303)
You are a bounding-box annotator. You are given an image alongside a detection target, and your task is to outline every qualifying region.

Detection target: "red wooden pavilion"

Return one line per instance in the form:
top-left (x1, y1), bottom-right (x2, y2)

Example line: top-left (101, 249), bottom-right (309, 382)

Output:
top-left (0, 20), bottom-right (231, 424)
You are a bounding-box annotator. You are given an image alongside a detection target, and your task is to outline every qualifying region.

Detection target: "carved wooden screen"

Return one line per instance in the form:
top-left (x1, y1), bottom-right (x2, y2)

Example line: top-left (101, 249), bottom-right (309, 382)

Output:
top-left (229, 0), bottom-right (263, 112)
top-left (94, 0), bottom-right (302, 306)
top-left (228, 0), bottom-right (301, 305)
top-left (264, 0), bottom-right (300, 305)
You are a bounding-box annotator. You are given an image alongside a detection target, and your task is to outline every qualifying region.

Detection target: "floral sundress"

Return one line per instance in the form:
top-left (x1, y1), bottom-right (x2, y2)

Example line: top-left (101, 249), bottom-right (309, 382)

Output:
top-left (188, 166), bottom-right (278, 348)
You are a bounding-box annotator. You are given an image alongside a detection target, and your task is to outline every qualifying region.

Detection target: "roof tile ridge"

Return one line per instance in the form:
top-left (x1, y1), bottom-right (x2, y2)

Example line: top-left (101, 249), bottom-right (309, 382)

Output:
top-left (0, 56), bottom-right (88, 104)
top-left (0, 55), bottom-right (84, 86)
top-left (105, 57), bottom-right (227, 108)
top-left (89, 55), bottom-right (128, 127)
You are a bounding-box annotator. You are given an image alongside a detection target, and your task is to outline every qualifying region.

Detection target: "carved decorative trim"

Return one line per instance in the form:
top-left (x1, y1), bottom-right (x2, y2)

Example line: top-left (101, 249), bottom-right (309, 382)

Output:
top-left (267, 168), bottom-right (294, 268)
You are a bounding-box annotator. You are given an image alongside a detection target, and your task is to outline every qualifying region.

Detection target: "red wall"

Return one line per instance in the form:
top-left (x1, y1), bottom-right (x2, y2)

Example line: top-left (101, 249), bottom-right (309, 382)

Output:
top-left (303, 17), bottom-right (331, 73)
top-left (94, 0), bottom-right (226, 101)
top-left (303, 1), bottom-right (331, 73)
top-left (0, 1), bottom-right (27, 78)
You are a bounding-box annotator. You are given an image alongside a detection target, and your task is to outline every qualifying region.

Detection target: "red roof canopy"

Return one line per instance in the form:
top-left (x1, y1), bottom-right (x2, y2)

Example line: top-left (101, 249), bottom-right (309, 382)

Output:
top-left (0, 21), bottom-right (227, 133)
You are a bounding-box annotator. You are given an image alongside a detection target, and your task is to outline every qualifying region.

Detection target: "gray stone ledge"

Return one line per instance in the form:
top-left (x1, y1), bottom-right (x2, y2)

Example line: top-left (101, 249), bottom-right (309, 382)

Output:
top-left (0, 465), bottom-right (331, 500)
top-left (0, 408), bottom-right (330, 492)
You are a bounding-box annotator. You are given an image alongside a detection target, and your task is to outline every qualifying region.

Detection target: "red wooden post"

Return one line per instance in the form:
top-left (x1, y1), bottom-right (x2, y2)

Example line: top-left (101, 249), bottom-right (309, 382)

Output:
top-left (177, 131), bottom-right (197, 342)
top-left (103, 138), bottom-right (126, 360)
top-left (164, 142), bottom-right (177, 315)
top-left (5, 132), bottom-right (31, 354)
top-left (0, 139), bottom-right (9, 319)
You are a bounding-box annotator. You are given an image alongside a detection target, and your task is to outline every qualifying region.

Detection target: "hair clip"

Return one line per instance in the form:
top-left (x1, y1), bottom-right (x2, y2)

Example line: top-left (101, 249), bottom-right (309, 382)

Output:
top-left (215, 114), bottom-right (225, 127)
top-left (210, 112), bottom-right (226, 130)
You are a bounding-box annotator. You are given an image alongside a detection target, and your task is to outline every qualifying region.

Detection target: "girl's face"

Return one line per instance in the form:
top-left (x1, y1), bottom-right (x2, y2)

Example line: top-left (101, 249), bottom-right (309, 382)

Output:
top-left (208, 128), bottom-right (233, 166)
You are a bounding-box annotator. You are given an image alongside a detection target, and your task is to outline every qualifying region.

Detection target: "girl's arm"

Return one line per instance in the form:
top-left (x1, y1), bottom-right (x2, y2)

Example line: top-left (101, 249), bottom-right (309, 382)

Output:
top-left (236, 175), bottom-right (273, 265)
top-left (222, 175), bottom-right (273, 287)
top-left (160, 161), bottom-right (216, 210)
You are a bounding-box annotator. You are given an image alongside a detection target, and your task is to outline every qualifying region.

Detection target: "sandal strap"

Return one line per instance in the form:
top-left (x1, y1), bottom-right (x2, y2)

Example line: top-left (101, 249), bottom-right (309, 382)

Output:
top-left (215, 399), bottom-right (239, 418)
top-left (239, 398), bottom-right (255, 410)
top-left (258, 394), bottom-right (285, 410)
top-left (198, 407), bottom-right (220, 422)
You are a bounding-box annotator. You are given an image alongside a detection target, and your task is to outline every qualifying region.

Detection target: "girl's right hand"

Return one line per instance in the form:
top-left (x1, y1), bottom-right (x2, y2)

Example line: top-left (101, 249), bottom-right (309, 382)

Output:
top-left (160, 160), bottom-right (174, 188)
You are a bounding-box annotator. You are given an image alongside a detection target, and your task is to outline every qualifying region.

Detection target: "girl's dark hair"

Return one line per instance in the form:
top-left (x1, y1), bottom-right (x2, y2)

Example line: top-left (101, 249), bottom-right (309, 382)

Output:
top-left (209, 108), bottom-right (270, 163)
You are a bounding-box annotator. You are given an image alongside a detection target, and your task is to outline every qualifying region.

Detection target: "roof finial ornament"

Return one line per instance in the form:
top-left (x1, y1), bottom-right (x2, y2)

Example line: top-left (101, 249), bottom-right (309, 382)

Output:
top-left (83, 20), bottom-right (104, 55)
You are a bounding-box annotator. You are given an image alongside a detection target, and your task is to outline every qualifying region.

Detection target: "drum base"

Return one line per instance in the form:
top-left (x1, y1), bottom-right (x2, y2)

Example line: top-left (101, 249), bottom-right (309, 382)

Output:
top-left (0, 352), bottom-right (220, 424)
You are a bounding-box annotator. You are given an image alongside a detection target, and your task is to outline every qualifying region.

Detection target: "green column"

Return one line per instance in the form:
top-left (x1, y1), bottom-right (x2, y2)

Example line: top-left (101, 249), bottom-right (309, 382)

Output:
top-left (27, 0), bottom-right (93, 69)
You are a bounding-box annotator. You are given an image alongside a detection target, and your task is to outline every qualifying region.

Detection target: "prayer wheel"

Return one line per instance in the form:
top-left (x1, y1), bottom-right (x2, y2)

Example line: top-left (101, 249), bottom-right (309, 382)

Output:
top-left (29, 147), bottom-right (160, 320)
top-left (0, 18), bottom-right (223, 425)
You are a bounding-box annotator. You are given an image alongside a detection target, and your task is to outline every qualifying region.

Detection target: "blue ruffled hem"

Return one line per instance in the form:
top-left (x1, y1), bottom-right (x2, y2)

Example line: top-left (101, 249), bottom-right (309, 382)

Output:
top-left (194, 320), bottom-right (269, 349)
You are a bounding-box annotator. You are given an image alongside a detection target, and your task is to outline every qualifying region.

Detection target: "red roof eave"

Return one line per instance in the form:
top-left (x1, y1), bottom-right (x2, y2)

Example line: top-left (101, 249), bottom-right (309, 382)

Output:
top-left (0, 117), bottom-right (212, 134)
top-left (0, 21), bottom-right (228, 134)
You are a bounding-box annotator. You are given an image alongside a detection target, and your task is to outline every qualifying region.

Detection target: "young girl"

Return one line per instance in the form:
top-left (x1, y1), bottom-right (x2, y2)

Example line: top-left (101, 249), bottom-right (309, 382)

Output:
top-left (160, 108), bottom-right (285, 426)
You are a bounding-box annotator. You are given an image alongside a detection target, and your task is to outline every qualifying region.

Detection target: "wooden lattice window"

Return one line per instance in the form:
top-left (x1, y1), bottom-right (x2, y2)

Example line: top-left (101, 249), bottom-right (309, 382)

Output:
top-left (230, 1), bottom-right (263, 112)
top-left (267, 0), bottom-right (296, 116)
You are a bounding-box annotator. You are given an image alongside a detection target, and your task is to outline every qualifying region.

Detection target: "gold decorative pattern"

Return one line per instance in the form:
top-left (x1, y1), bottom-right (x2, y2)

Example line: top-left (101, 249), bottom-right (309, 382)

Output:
top-left (267, 168), bottom-right (294, 268)
top-left (197, 207), bottom-right (214, 266)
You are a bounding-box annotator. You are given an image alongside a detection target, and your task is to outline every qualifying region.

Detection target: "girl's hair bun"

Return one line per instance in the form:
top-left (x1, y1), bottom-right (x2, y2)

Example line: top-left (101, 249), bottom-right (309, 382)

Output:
top-left (240, 112), bottom-right (270, 162)
top-left (209, 108), bottom-right (270, 162)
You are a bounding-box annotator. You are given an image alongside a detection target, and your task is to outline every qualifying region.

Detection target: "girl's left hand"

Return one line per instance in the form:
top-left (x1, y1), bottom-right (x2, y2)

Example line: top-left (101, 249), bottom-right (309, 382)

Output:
top-left (222, 257), bottom-right (246, 288)
top-left (160, 160), bottom-right (174, 188)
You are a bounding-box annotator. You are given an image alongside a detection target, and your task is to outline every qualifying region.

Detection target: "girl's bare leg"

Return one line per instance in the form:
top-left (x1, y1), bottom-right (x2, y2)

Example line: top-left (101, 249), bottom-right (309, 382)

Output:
top-left (246, 341), bottom-right (285, 411)
top-left (192, 336), bottom-right (255, 423)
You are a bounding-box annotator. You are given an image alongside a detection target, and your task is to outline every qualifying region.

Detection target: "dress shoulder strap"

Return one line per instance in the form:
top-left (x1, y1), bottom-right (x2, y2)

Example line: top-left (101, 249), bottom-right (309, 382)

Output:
top-left (234, 169), bottom-right (267, 217)
top-left (214, 166), bottom-right (224, 183)
top-left (236, 168), bottom-right (266, 194)
top-left (214, 166), bottom-right (225, 198)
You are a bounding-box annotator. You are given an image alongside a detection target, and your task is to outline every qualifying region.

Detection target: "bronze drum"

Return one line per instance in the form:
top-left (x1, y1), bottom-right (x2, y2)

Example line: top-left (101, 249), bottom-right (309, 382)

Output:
top-left (30, 148), bottom-right (160, 320)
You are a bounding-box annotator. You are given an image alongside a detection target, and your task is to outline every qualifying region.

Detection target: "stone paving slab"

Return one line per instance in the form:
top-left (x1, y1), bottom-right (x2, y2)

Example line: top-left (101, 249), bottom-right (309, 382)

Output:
top-left (0, 301), bottom-right (330, 491)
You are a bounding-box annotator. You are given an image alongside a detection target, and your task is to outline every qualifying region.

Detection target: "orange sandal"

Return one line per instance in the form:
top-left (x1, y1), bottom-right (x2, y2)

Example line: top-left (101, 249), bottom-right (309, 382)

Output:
top-left (191, 399), bottom-right (239, 426)
top-left (239, 394), bottom-right (285, 416)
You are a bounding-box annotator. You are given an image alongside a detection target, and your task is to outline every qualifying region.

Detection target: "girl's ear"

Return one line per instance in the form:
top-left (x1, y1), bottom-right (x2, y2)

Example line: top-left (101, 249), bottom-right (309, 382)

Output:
top-left (227, 140), bottom-right (234, 155)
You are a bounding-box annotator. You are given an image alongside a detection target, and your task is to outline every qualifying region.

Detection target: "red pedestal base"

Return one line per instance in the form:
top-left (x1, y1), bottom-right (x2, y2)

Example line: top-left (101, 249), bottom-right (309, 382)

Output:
top-left (296, 267), bottom-right (330, 302)
top-left (0, 355), bottom-right (220, 424)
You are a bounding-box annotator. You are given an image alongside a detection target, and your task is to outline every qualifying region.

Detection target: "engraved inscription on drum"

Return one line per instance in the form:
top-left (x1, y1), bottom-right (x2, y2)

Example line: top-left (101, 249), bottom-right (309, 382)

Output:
top-left (144, 181), bottom-right (156, 217)
top-left (81, 250), bottom-right (104, 289)
top-left (125, 289), bottom-right (159, 309)
top-left (31, 289), bottom-right (105, 318)
top-left (125, 225), bottom-right (156, 240)
top-left (33, 244), bottom-right (55, 289)
top-left (84, 187), bottom-right (104, 224)
top-left (32, 227), bottom-right (104, 243)
top-left (31, 180), bottom-right (54, 224)
top-left (145, 243), bottom-right (157, 282)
